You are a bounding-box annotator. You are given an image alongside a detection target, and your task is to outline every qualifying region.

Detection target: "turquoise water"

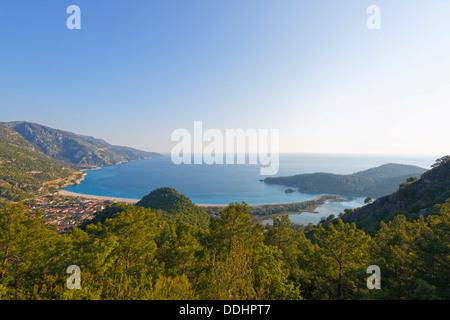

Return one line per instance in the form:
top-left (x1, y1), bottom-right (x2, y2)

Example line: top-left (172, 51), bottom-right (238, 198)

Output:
top-left (261, 196), bottom-right (368, 226)
top-left (63, 153), bottom-right (435, 206)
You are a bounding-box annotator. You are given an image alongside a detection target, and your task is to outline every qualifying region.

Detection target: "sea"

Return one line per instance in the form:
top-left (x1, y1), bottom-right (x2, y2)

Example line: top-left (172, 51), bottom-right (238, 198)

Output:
top-left (62, 153), bottom-right (437, 225)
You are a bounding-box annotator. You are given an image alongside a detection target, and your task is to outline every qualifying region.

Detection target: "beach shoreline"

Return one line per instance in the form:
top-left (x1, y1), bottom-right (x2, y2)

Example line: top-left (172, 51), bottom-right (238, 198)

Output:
top-left (58, 190), bottom-right (140, 204)
top-left (57, 190), bottom-right (338, 208)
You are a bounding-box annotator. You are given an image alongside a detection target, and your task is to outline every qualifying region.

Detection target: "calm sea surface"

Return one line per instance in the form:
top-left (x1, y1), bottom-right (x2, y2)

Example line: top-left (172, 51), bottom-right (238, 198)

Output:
top-left (63, 153), bottom-right (436, 224)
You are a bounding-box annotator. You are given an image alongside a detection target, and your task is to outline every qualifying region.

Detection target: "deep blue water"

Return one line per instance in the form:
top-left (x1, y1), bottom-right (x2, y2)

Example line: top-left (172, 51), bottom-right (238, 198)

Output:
top-left (63, 153), bottom-right (435, 207)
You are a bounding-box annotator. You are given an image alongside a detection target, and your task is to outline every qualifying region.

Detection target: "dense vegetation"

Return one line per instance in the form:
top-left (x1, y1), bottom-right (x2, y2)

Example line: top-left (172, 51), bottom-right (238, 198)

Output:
top-left (264, 163), bottom-right (427, 197)
top-left (136, 187), bottom-right (211, 229)
top-left (1, 196), bottom-right (448, 300)
top-left (204, 194), bottom-right (343, 218)
top-left (3, 121), bottom-right (162, 168)
top-left (341, 156), bottom-right (450, 234)
top-left (0, 124), bottom-right (77, 204)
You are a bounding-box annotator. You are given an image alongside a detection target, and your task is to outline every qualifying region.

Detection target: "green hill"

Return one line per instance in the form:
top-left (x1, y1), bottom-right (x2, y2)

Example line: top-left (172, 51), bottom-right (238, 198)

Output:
top-left (340, 156), bottom-right (450, 233)
top-left (264, 163), bottom-right (427, 197)
top-left (3, 121), bottom-right (162, 168)
top-left (0, 124), bottom-right (79, 203)
top-left (136, 187), bottom-right (211, 228)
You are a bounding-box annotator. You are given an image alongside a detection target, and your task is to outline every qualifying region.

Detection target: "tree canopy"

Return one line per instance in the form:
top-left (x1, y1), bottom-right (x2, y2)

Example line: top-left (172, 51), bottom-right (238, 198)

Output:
top-left (1, 196), bottom-right (449, 300)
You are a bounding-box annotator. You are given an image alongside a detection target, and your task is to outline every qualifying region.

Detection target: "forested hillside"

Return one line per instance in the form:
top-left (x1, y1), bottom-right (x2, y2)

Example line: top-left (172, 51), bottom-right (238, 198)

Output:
top-left (340, 156), bottom-right (450, 234)
top-left (136, 187), bottom-right (211, 229)
top-left (0, 124), bottom-right (79, 204)
top-left (3, 121), bottom-right (162, 168)
top-left (264, 163), bottom-right (427, 197)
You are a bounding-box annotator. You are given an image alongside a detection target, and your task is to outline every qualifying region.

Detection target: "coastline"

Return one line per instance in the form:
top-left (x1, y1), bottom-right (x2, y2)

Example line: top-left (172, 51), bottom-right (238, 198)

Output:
top-left (58, 190), bottom-right (140, 204)
top-left (196, 194), bottom-right (336, 207)
top-left (56, 189), bottom-right (346, 225)
top-left (57, 190), bottom-right (341, 208)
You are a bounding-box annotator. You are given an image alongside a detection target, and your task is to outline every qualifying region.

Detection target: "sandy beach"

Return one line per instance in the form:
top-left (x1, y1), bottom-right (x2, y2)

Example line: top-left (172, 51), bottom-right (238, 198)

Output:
top-left (58, 190), bottom-right (139, 204)
top-left (58, 190), bottom-right (335, 208)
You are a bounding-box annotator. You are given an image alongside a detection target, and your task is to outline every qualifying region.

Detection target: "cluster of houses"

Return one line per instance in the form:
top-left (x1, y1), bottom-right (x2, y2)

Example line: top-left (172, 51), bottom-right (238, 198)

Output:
top-left (27, 196), bottom-right (111, 233)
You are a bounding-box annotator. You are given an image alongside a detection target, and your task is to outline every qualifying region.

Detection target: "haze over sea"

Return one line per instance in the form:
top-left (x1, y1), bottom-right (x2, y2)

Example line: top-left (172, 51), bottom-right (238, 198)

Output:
top-left (63, 154), bottom-right (436, 223)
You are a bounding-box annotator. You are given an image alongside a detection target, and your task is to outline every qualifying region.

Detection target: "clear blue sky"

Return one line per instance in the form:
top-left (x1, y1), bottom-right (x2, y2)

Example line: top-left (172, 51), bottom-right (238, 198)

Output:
top-left (1, 1), bottom-right (449, 155)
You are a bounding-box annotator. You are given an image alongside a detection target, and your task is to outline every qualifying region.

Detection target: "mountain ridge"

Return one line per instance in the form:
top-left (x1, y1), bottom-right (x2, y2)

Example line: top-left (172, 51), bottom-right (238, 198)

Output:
top-left (0, 124), bottom-right (80, 203)
top-left (339, 156), bottom-right (450, 233)
top-left (263, 163), bottom-right (427, 197)
top-left (2, 121), bottom-right (162, 168)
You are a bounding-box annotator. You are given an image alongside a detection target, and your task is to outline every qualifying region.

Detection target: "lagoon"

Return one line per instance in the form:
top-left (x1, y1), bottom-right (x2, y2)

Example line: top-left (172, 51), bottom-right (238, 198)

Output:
top-left (62, 153), bottom-right (435, 224)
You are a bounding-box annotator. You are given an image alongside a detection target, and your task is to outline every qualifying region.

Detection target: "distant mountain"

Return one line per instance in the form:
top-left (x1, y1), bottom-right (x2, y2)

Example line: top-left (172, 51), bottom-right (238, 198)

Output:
top-left (0, 124), bottom-right (79, 202)
top-left (263, 163), bottom-right (427, 197)
top-left (3, 121), bottom-right (162, 168)
top-left (340, 156), bottom-right (450, 233)
top-left (136, 187), bottom-right (211, 228)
